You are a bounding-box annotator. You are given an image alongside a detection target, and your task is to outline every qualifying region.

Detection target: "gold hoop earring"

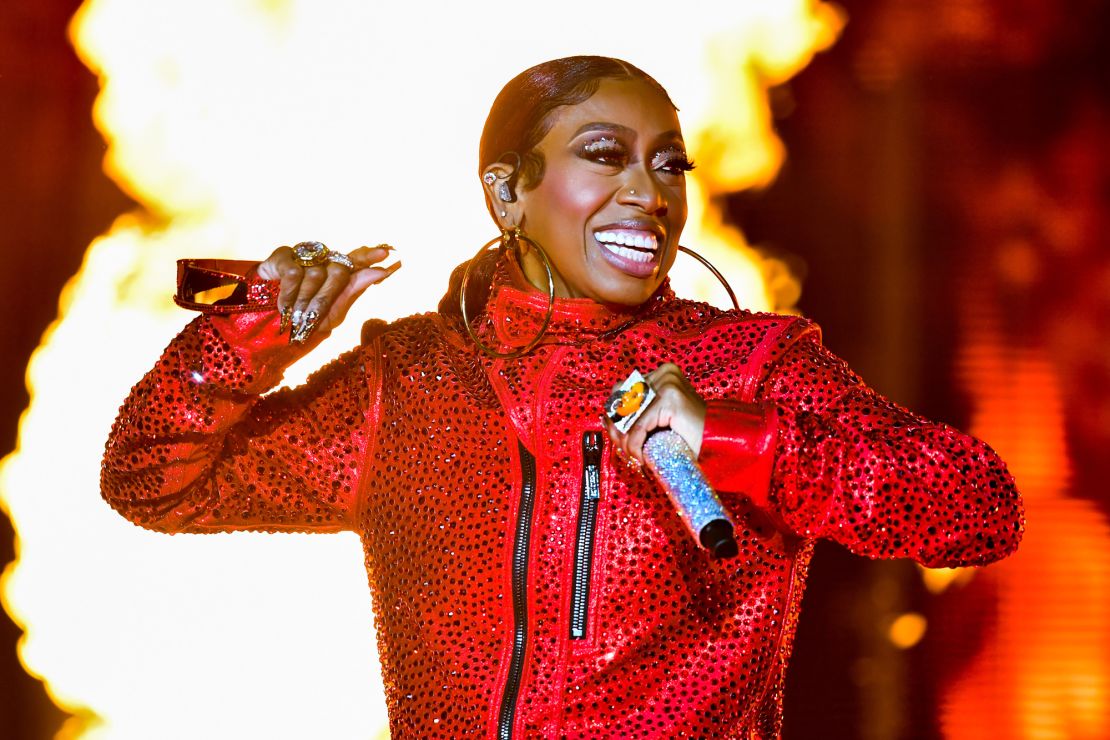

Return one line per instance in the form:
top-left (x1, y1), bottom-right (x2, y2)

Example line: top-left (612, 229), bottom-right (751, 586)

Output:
top-left (460, 227), bottom-right (556, 359)
top-left (677, 245), bottom-right (740, 310)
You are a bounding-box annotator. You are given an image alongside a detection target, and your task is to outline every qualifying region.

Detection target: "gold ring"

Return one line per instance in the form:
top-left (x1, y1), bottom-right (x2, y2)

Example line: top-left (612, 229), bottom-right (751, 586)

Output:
top-left (292, 241), bottom-right (331, 268)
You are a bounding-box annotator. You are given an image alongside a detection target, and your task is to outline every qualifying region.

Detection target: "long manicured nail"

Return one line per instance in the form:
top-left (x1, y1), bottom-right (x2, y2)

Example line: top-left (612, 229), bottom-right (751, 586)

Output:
top-left (279, 306), bottom-right (292, 334)
top-left (374, 261), bottom-right (402, 283)
top-left (290, 309), bottom-right (319, 344)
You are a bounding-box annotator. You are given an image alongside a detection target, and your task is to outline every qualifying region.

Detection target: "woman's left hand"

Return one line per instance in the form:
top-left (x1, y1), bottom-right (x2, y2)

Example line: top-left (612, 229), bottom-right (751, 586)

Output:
top-left (603, 363), bottom-right (706, 465)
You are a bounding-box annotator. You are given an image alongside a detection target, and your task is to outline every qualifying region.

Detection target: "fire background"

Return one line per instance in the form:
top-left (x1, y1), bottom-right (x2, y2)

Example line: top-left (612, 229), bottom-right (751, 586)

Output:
top-left (2, 1), bottom-right (1108, 738)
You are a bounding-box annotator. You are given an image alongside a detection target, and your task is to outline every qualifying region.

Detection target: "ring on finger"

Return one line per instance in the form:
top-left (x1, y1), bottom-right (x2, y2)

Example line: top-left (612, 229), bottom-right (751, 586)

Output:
top-left (326, 251), bottom-right (355, 270)
top-left (605, 369), bottom-right (658, 434)
top-left (292, 240), bottom-right (331, 267)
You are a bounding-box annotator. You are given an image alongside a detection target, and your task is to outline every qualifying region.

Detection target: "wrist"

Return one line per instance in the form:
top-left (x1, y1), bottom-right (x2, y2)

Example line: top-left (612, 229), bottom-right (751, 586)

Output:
top-left (697, 399), bottom-right (778, 508)
top-left (174, 259), bottom-right (295, 394)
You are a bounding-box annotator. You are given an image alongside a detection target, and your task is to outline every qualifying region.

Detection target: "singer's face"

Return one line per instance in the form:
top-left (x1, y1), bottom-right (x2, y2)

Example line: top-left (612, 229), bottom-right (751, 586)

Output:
top-left (514, 78), bottom-right (690, 306)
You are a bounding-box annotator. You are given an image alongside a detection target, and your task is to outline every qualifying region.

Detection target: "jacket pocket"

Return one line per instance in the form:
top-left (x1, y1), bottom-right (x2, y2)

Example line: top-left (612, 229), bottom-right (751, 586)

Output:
top-left (570, 431), bottom-right (603, 640)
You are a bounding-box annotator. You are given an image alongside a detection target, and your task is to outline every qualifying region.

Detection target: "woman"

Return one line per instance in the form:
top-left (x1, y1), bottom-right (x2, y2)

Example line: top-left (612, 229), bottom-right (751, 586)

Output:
top-left (102, 56), bottom-right (1023, 738)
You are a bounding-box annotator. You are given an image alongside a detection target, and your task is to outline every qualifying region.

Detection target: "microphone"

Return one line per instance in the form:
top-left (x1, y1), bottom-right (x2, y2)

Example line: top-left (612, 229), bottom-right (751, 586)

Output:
top-left (606, 371), bottom-right (739, 559)
top-left (643, 430), bottom-right (739, 559)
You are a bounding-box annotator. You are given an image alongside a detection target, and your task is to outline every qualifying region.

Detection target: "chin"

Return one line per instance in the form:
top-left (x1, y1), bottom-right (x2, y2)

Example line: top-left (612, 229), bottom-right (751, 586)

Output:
top-left (591, 276), bottom-right (666, 308)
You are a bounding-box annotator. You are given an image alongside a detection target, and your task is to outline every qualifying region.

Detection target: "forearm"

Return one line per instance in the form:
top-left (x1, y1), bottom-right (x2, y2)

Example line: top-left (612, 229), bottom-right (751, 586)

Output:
top-left (102, 306), bottom-right (286, 529)
top-left (101, 264), bottom-right (374, 533)
top-left (699, 334), bottom-right (1023, 566)
top-left (771, 383), bottom-right (1023, 566)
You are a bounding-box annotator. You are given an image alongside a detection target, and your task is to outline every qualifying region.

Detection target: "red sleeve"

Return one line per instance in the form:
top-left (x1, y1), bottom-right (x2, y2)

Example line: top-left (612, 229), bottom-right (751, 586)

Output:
top-left (100, 260), bottom-right (378, 534)
top-left (702, 332), bottom-right (1024, 567)
top-left (698, 398), bottom-right (778, 511)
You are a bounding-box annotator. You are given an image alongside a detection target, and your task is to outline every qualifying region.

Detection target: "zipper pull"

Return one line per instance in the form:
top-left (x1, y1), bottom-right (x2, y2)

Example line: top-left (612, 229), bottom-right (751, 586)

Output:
top-left (583, 431), bottom-right (602, 501)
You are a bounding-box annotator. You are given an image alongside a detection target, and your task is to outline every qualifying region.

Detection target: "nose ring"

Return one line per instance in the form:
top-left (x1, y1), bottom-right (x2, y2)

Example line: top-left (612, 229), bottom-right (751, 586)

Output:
top-left (629, 189), bottom-right (636, 195)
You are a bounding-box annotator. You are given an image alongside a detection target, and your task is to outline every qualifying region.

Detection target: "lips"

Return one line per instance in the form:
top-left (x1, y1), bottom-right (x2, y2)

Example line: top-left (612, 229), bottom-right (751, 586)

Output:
top-left (592, 223), bottom-right (665, 278)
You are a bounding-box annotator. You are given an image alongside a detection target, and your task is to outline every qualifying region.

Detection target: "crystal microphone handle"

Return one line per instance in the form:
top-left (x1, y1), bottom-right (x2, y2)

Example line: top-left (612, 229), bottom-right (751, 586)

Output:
top-left (642, 429), bottom-right (738, 559)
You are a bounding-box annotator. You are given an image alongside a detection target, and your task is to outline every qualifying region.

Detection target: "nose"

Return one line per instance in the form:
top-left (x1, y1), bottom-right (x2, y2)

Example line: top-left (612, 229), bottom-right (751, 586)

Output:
top-left (616, 171), bottom-right (667, 216)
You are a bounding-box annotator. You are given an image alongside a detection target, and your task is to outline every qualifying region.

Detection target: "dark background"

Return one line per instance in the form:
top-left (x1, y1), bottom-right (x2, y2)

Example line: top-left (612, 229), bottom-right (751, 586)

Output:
top-left (3, 1), bottom-right (1107, 737)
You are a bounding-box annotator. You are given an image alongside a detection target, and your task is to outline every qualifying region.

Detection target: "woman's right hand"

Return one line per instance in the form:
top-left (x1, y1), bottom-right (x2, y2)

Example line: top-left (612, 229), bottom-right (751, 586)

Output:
top-left (255, 244), bottom-right (401, 344)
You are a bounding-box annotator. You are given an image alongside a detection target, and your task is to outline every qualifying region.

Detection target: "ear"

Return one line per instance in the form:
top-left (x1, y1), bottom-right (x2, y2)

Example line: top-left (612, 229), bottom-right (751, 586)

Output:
top-left (481, 163), bottom-right (524, 231)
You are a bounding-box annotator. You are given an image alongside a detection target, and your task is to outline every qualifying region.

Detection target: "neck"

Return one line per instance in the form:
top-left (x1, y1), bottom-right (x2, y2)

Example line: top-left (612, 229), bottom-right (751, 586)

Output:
top-left (481, 250), bottom-right (674, 352)
top-left (518, 243), bottom-right (577, 298)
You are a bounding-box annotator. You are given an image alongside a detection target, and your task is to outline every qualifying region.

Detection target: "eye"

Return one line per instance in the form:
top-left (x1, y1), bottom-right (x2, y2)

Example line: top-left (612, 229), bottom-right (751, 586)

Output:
top-left (653, 146), bottom-right (695, 176)
top-left (580, 137), bottom-right (628, 167)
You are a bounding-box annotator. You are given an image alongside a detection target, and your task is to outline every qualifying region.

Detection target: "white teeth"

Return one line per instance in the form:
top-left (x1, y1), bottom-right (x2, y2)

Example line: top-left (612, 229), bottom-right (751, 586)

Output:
top-left (601, 243), bottom-right (652, 263)
top-left (594, 230), bottom-right (659, 251)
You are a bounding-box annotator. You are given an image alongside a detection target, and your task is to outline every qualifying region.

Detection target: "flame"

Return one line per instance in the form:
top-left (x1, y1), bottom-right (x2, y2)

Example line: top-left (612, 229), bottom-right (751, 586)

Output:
top-left (0, 1), bottom-right (843, 737)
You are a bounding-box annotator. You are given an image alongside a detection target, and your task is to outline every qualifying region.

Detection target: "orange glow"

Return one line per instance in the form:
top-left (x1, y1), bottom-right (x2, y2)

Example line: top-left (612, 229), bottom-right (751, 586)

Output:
top-left (0, 1), bottom-right (844, 738)
top-left (888, 612), bottom-right (927, 649)
top-left (918, 565), bottom-right (976, 595)
top-left (941, 310), bottom-right (1110, 738)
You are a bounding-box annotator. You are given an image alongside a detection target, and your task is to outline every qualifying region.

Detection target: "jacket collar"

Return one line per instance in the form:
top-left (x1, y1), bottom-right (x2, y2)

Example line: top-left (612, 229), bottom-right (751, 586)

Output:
top-left (481, 250), bottom-right (675, 351)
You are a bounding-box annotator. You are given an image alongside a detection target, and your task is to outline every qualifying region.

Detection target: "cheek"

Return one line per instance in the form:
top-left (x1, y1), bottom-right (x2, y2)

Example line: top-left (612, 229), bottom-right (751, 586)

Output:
top-left (668, 184), bottom-right (689, 227)
top-left (535, 169), bottom-right (612, 234)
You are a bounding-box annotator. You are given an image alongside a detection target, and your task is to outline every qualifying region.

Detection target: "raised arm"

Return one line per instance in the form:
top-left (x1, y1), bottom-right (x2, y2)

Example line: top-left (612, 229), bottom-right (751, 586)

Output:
top-left (101, 246), bottom-right (400, 534)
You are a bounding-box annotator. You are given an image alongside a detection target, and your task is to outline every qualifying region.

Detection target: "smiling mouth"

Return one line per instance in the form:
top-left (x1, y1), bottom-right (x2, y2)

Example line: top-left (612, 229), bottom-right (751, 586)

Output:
top-left (593, 228), bottom-right (660, 264)
top-left (591, 227), bottom-right (664, 279)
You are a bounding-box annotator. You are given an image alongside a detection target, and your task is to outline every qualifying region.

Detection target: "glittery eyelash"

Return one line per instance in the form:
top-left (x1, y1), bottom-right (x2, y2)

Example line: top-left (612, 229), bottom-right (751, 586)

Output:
top-left (582, 137), bottom-right (624, 156)
top-left (653, 146), bottom-right (696, 173)
top-left (580, 138), bottom-right (693, 173)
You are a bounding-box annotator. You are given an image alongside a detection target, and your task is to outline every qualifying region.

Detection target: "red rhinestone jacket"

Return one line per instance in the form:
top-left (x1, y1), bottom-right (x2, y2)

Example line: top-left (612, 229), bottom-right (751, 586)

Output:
top-left (102, 256), bottom-right (1023, 739)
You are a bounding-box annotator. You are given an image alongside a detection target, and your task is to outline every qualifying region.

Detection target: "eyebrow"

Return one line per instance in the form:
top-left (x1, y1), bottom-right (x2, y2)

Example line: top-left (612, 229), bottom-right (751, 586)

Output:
top-left (570, 122), bottom-right (685, 145)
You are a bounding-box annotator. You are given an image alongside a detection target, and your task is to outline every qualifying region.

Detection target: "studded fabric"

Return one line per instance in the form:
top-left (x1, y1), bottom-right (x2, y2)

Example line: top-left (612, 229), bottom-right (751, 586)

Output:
top-left (102, 254), bottom-right (1023, 739)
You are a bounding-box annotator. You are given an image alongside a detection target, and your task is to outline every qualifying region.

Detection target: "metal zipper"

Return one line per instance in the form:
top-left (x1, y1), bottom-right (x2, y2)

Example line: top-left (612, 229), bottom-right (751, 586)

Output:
top-left (570, 431), bottom-right (603, 639)
top-left (497, 440), bottom-right (537, 740)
